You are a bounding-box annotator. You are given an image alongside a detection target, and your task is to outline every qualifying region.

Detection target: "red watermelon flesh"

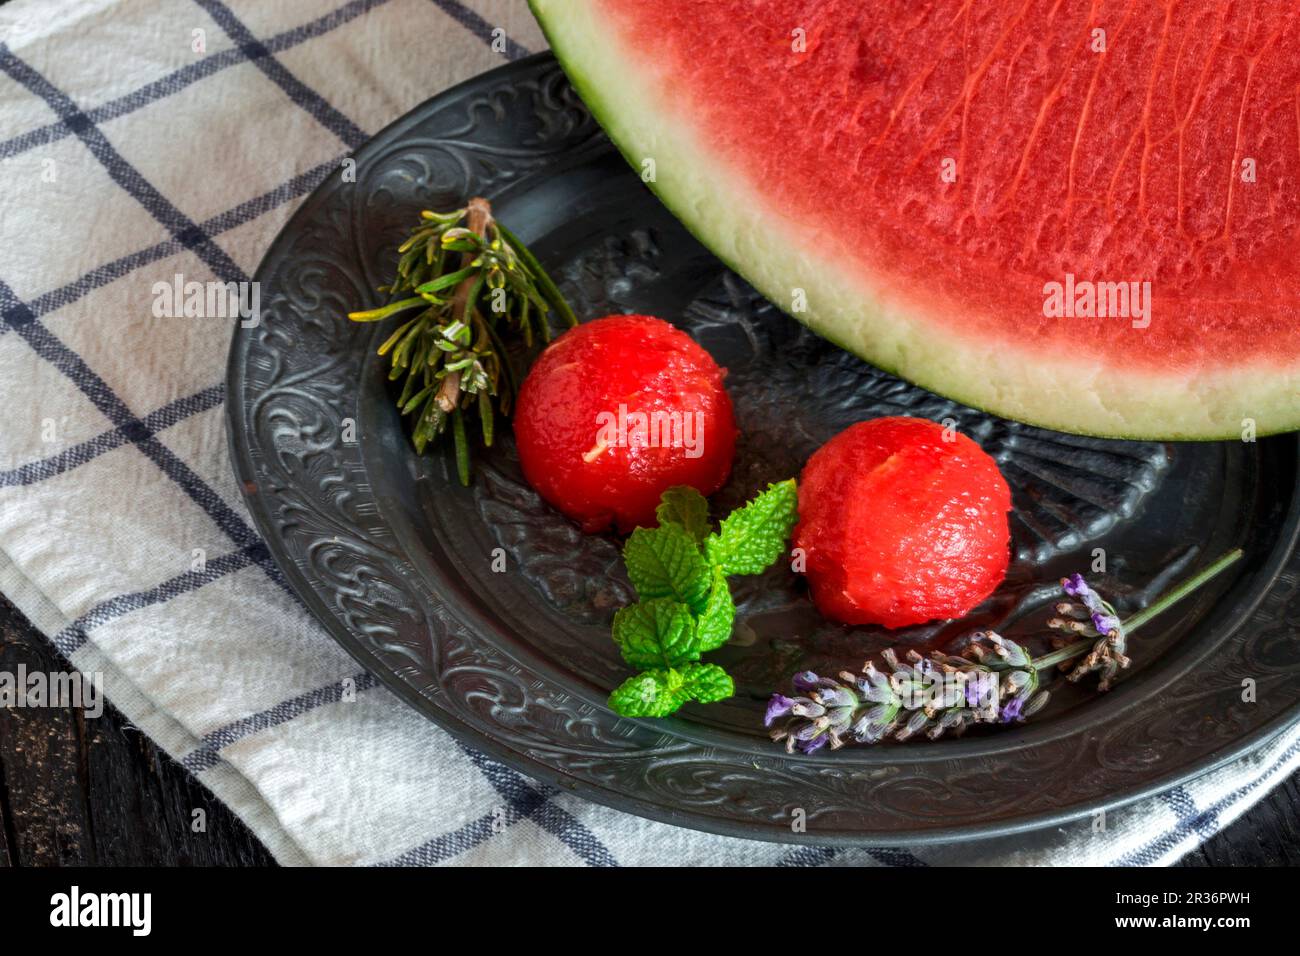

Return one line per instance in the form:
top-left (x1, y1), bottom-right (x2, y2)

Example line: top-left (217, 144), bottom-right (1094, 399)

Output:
top-left (532, 1), bottom-right (1300, 438)
top-left (514, 314), bottom-right (737, 533)
top-left (794, 417), bottom-right (1012, 628)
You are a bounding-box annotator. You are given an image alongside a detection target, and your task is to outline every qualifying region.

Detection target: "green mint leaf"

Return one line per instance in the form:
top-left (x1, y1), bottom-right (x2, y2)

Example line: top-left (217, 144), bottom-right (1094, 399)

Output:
top-left (655, 486), bottom-right (711, 544)
top-left (680, 663), bottom-right (734, 704)
top-left (623, 523), bottom-right (709, 609)
top-left (611, 598), bottom-right (698, 669)
top-left (693, 564), bottom-right (735, 654)
top-left (606, 664), bottom-right (734, 717)
top-left (608, 668), bottom-right (689, 717)
top-left (704, 478), bottom-right (799, 576)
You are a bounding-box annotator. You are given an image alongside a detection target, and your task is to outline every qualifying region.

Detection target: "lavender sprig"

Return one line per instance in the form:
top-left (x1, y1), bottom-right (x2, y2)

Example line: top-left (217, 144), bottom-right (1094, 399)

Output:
top-left (1055, 573), bottom-right (1127, 689)
top-left (767, 549), bottom-right (1243, 753)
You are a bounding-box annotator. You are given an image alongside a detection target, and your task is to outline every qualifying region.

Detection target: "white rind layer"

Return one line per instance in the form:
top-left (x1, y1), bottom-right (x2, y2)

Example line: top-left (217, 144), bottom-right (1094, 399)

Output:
top-left (531, 0), bottom-right (1300, 439)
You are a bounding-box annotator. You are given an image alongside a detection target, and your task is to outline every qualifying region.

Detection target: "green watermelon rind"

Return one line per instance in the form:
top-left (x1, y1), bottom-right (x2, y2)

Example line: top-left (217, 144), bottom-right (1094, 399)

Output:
top-left (529, 0), bottom-right (1300, 440)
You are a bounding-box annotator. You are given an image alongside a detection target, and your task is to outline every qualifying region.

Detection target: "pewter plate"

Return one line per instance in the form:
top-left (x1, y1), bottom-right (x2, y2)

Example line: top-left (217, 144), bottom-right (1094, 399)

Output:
top-left (227, 55), bottom-right (1300, 846)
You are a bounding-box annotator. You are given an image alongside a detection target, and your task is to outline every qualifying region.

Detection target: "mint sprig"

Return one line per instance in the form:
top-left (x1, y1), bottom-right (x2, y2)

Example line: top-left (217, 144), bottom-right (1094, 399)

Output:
top-left (607, 480), bottom-right (799, 718)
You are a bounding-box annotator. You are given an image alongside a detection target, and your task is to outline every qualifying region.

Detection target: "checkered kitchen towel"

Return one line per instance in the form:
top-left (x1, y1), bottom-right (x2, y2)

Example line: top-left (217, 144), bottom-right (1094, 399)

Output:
top-left (1, 0), bottom-right (1298, 866)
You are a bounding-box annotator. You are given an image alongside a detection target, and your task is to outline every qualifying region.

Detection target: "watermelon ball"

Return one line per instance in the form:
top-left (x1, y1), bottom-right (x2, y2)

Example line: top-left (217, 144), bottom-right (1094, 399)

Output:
top-left (794, 417), bottom-right (1012, 629)
top-left (513, 314), bottom-right (737, 533)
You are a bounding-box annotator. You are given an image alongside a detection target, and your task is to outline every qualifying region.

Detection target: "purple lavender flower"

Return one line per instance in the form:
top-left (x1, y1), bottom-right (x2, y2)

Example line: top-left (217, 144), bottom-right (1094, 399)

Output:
top-left (1061, 573), bottom-right (1121, 636)
top-left (849, 704), bottom-right (899, 744)
top-left (1060, 573), bottom-right (1088, 597)
top-left (790, 698), bottom-right (825, 718)
top-left (765, 694), bottom-right (795, 727)
top-left (1000, 695), bottom-right (1025, 722)
top-left (798, 733), bottom-right (829, 754)
top-left (964, 671), bottom-right (996, 709)
top-left (816, 685), bottom-right (857, 710)
top-left (790, 720), bottom-right (832, 754)
top-left (854, 662), bottom-right (894, 703)
top-left (792, 671), bottom-right (838, 693)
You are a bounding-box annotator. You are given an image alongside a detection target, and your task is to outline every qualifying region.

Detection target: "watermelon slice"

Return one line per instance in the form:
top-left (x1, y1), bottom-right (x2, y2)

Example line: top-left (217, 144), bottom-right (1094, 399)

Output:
top-left (530, 1), bottom-right (1300, 439)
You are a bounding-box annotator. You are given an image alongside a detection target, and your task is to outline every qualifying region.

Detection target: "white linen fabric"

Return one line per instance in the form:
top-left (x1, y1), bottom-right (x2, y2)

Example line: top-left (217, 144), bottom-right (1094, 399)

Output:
top-left (0, 0), bottom-right (1295, 866)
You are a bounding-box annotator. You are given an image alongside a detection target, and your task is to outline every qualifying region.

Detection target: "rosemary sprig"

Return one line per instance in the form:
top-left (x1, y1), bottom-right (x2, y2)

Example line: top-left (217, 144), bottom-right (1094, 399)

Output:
top-left (766, 549), bottom-right (1244, 753)
top-left (349, 198), bottom-right (576, 484)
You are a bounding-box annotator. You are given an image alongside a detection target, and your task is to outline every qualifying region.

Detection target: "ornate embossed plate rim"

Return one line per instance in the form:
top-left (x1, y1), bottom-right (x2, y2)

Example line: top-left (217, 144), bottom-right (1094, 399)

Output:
top-left (227, 54), bottom-right (1300, 846)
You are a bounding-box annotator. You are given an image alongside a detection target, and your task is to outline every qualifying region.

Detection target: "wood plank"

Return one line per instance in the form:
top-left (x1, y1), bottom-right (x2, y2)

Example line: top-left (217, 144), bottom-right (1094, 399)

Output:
top-left (0, 594), bottom-right (275, 866)
top-left (0, 617), bottom-right (93, 865)
top-left (1179, 773), bottom-right (1300, 867)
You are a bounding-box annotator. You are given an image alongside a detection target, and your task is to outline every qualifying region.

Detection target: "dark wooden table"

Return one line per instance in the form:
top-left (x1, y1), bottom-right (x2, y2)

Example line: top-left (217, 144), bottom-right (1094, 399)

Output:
top-left (0, 591), bottom-right (1295, 866)
top-left (0, 596), bottom-right (274, 866)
